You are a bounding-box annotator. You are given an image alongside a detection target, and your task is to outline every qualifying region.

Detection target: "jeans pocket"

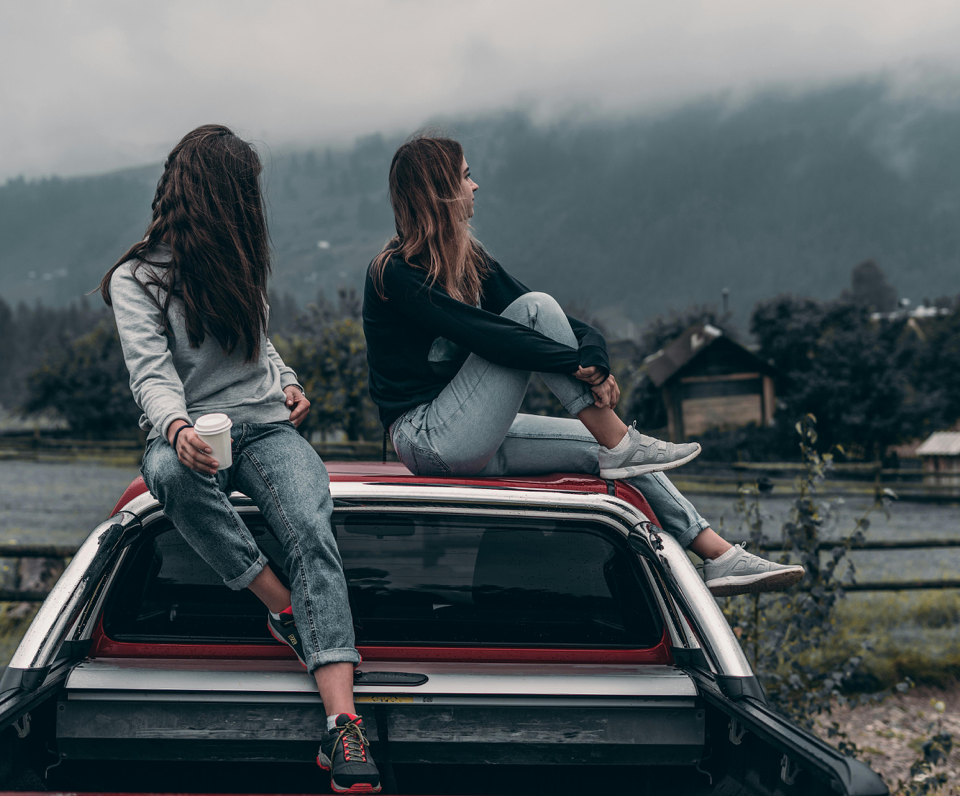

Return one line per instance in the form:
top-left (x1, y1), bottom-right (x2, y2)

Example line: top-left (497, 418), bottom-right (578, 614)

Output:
top-left (394, 429), bottom-right (450, 476)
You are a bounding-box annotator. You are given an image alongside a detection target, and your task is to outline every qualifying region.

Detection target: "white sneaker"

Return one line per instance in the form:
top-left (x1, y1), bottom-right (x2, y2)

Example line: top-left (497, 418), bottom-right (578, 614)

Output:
top-left (598, 423), bottom-right (701, 479)
top-left (702, 544), bottom-right (805, 597)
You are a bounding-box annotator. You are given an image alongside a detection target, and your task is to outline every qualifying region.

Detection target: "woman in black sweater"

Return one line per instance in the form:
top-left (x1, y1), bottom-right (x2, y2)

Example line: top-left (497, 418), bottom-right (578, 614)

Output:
top-left (362, 136), bottom-right (803, 596)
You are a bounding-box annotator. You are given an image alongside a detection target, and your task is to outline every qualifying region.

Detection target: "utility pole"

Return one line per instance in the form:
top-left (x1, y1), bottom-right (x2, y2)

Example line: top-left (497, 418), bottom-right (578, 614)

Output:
top-left (722, 288), bottom-right (729, 316)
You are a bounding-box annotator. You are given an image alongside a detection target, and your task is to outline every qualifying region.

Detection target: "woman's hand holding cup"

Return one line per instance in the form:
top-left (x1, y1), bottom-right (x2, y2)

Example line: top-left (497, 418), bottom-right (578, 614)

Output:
top-left (168, 420), bottom-right (220, 475)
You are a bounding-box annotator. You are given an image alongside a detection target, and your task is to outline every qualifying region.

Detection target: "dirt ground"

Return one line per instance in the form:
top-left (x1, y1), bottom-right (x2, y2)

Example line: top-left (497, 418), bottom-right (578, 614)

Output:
top-left (815, 686), bottom-right (960, 794)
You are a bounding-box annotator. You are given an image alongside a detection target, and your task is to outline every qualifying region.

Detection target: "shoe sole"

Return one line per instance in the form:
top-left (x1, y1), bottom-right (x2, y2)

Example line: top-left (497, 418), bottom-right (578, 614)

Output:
top-left (317, 753), bottom-right (381, 794)
top-left (267, 620), bottom-right (308, 669)
top-left (706, 567), bottom-right (805, 597)
top-left (600, 443), bottom-right (702, 479)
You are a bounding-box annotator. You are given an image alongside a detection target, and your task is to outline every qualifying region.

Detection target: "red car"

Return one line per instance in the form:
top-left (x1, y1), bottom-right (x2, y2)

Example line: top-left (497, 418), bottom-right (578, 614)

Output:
top-left (0, 462), bottom-right (886, 795)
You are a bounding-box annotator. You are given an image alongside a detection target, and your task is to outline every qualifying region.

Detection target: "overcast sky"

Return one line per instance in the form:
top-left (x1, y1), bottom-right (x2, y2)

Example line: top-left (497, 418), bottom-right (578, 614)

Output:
top-left (4, 0), bottom-right (960, 183)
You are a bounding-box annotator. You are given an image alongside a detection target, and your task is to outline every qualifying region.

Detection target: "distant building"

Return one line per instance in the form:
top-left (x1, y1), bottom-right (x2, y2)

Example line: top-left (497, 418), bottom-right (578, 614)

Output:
top-left (644, 324), bottom-right (777, 441)
top-left (916, 432), bottom-right (960, 488)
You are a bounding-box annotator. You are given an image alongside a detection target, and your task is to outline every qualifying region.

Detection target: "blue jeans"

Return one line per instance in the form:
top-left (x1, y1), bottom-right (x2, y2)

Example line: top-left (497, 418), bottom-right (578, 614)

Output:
top-left (391, 292), bottom-right (710, 549)
top-left (141, 420), bottom-right (359, 671)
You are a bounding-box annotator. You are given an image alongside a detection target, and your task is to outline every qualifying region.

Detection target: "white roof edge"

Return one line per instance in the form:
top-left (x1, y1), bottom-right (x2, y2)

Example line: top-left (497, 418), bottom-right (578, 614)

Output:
top-left (917, 431), bottom-right (960, 456)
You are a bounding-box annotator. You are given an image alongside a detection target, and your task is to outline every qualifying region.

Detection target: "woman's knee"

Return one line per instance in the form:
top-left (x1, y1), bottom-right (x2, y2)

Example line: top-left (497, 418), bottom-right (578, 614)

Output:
top-left (501, 291), bottom-right (564, 323)
top-left (142, 441), bottom-right (214, 504)
top-left (501, 292), bottom-right (576, 347)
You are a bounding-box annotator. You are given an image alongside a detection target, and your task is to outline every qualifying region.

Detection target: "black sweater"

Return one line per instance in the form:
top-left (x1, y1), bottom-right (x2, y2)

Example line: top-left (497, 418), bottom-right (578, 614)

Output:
top-left (363, 254), bottom-right (610, 429)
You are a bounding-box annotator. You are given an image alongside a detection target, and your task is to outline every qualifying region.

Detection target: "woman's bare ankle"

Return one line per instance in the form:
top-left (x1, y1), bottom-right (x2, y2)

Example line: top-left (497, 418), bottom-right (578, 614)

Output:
top-left (577, 405), bottom-right (628, 449)
top-left (689, 528), bottom-right (733, 560)
top-left (247, 567), bottom-right (292, 614)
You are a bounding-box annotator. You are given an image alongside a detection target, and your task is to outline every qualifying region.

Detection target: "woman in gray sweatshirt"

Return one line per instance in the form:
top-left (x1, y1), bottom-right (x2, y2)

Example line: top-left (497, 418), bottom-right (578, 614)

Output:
top-left (101, 125), bottom-right (380, 794)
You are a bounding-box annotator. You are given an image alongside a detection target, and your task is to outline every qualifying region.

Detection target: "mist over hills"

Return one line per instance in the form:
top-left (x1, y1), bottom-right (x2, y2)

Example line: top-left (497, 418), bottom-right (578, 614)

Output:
top-left (4, 79), bottom-right (960, 332)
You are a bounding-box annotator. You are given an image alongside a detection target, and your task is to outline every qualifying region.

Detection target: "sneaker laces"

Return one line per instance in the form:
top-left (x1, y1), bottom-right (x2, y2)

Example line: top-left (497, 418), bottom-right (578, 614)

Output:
top-left (337, 719), bottom-right (369, 763)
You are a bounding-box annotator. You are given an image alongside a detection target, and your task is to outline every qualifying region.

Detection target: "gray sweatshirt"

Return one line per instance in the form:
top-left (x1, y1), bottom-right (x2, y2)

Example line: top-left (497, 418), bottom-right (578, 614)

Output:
top-left (110, 245), bottom-right (302, 442)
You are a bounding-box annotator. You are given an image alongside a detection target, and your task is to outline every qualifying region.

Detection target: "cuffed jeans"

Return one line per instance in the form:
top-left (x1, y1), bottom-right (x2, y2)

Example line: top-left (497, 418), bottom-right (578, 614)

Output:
top-left (141, 420), bottom-right (359, 671)
top-left (391, 292), bottom-right (711, 549)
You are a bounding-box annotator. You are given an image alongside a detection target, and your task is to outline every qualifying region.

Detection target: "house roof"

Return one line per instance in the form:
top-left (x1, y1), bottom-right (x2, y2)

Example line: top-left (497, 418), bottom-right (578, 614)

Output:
top-left (916, 432), bottom-right (960, 457)
top-left (643, 323), bottom-right (771, 388)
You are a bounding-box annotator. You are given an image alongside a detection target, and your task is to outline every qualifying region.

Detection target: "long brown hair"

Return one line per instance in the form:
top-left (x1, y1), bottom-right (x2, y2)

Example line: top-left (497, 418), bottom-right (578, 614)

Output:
top-left (100, 124), bottom-right (270, 362)
top-left (371, 135), bottom-right (488, 302)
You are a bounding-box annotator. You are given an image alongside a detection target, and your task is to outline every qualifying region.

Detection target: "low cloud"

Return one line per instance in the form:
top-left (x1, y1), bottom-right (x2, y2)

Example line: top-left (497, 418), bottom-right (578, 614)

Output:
top-left (4, 0), bottom-right (960, 181)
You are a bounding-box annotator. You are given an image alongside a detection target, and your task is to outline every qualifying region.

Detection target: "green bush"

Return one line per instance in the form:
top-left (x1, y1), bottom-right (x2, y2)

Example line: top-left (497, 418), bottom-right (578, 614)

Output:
top-left (272, 288), bottom-right (381, 442)
top-left (720, 415), bottom-right (900, 730)
top-left (24, 318), bottom-right (141, 437)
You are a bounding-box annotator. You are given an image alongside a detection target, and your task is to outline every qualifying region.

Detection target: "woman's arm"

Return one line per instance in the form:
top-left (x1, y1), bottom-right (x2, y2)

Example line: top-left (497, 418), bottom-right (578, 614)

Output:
top-left (382, 263), bottom-right (586, 374)
top-left (110, 266), bottom-right (192, 441)
top-left (264, 338), bottom-right (305, 393)
top-left (481, 261), bottom-right (611, 379)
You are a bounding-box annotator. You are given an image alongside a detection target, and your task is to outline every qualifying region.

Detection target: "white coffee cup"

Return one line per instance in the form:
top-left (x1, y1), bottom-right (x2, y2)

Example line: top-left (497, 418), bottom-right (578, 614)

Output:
top-left (193, 413), bottom-right (233, 470)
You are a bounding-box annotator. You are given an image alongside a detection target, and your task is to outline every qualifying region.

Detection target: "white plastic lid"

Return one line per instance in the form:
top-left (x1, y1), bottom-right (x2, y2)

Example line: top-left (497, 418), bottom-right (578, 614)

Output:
top-left (194, 413), bottom-right (233, 435)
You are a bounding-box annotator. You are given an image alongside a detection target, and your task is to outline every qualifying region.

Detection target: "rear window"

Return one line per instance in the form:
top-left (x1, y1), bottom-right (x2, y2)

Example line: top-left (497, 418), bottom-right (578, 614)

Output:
top-left (104, 512), bottom-right (663, 648)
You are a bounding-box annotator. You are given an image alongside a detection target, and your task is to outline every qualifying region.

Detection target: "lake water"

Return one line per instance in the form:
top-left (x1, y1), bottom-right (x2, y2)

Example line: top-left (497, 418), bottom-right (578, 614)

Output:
top-left (1, 459), bottom-right (959, 583)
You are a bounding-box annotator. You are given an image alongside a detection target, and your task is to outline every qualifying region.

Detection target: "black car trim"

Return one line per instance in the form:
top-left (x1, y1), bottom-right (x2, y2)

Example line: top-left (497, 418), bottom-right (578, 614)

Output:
top-left (686, 668), bottom-right (888, 796)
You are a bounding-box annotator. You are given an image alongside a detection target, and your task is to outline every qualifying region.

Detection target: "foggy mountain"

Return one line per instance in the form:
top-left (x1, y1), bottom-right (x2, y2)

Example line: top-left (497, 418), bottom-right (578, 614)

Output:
top-left (4, 79), bottom-right (960, 331)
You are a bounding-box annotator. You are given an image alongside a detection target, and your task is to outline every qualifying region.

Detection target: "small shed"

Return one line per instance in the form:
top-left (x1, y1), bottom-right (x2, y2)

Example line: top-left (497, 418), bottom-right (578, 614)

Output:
top-left (916, 432), bottom-right (960, 487)
top-left (644, 324), bottom-right (777, 441)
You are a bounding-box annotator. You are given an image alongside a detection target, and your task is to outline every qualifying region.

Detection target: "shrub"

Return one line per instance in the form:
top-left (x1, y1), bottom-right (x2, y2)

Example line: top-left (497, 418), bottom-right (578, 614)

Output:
top-left (23, 318), bottom-right (141, 437)
top-left (720, 415), bottom-right (899, 730)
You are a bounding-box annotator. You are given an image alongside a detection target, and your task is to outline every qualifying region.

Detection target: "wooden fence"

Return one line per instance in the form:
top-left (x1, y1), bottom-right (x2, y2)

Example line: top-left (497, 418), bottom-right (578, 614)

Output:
top-left (673, 460), bottom-right (960, 500)
top-left (0, 435), bottom-right (397, 464)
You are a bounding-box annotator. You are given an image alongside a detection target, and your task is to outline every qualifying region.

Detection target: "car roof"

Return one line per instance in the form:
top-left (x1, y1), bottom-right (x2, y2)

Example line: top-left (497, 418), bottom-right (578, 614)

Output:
top-left (110, 461), bottom-right (612, 517)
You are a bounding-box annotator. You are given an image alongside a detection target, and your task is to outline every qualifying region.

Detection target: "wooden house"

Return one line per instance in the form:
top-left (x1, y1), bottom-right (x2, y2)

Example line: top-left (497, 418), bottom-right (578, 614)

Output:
top-left (916, 432), bottom-right (960, 489)
top-left (644, 324), bottom-right (777, 441)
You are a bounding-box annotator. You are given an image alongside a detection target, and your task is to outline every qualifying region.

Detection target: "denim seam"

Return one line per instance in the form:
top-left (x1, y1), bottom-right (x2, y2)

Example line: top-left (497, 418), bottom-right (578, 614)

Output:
top-left (417, 358), bottom-right (497, 433)
top-left (651, 472), bottom-right (691, 508)
top-left (677, 518), bottom-right (710, 549)
top-left (564, 391), bottom-right (596, 417)
top-left (309, 647), bottom-right (361, 670)
top-left (503, 430), bottom-right (596, 443)
top-left (211, 475), bottom-right (261, 565)
top-left (225, 553), bottom-right (269, 590)
top-left (394, 427), bottom-right (451, 475)
top-left (244, 449), bottom-right (322, 659)
top-left (528, 301), bottom-right (591, 416)
top-left (412, 443), bottom-right (450, 475)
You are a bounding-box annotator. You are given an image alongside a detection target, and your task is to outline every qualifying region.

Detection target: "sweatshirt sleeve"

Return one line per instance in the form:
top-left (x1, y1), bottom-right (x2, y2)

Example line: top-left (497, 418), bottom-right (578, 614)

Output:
top-left (264, 338), bottom-right (304, 394)
top-left (482, 261), bottom-right (611, 378)
top-left (381, 262), bottom-right (584, 374)
top-left (109, 265), bottom-right (192, 442)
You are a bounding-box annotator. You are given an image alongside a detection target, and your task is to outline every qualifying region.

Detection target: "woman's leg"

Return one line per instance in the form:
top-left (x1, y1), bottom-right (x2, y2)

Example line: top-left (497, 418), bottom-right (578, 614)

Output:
top-left (392, 292), bottom-right (595, 475)
top-left (474, 412), bottom-right (809, 598)
top-left (394, 292), bottom-right (694, 475)
top-left (395, 292), bottom-right (798, 591)
top-left (473, 413), bottom-right (716, 550)
top-left (141, 437), bottom-right (270, 591)
top-left (229, 422), bottom-right (359, 710)
top-left (143, 428), bottom-right (369, 778)
top-left (392, 291), bottom-right (707, 548)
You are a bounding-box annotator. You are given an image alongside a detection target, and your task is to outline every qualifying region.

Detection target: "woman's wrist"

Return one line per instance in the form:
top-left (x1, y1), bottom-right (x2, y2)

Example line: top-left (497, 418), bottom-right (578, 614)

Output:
top-left (167, 419), bottom-right (190, 447)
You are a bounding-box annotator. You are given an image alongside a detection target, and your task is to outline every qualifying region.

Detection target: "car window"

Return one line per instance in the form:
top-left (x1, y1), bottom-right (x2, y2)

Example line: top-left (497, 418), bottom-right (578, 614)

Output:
top-left (104, 513), bottom-right (663, 648)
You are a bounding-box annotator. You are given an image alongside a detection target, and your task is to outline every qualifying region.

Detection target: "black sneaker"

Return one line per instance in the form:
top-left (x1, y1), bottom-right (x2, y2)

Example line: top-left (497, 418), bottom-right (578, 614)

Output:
top-left (267, 607), bottom-right (365, 672)
top-left (317, 713), bottom-right (381, 794)
top-left (267, 607), bottom-right (307, 668)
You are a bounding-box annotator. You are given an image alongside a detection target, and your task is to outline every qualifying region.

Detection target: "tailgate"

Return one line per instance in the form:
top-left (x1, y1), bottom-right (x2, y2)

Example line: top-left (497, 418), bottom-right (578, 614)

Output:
top-left (58, 658), bottom-right (704, 765)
